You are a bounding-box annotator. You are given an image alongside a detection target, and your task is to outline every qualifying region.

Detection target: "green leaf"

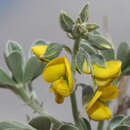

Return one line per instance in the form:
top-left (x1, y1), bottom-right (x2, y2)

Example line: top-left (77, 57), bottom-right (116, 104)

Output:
top-left (5, 51), bottom-right (24, 83)
top-left (117, 42), bottom-right (130, 70)
top-left (29, 116), bottom-right (51, 130)
top-left (76, 49), bottom-right (88, 73)
top-left (100, 49), bottom-right (115, 61)
top-left (91, 54), bottom-right (105, 67)
top-left (86, 24), bottom-right (100, 32)
top-left (59, 11), bottom-right (74, 33)
top-left (80, 4), bottom-right (89, 22)
top-left (87, 35), bottom-right (113, 50)
top-left (59, 124), bottom-right (79, 130)
top-left (113, 125), bottom-right (130, 130)
top-left (0, 121), bottom-right (36, 130)
top-left (76, 118), bottom-right (91, 130)
top-left (80, 84), bottom-right (94, 106)
top-left (107, 115), bottom-right (124, 130)
top-left (122, 66), bottom-right (130, 75)
top-left (80, 40), bottom-right (97, 55)
top-left (29, 40), bottom-right (48, 57)
top-left (7, 40), bottom-right (24, 57)
top-left (0, 68), bottom-right (16, 87)
top-left (43, 43), bottom-right (63, 60)
top-left (24, 56), bottom-right (45, 82)
top-left (120, 116), bottom-right (130, 126)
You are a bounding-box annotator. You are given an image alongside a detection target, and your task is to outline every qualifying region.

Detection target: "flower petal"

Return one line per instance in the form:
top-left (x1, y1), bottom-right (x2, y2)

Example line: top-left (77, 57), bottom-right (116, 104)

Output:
top-left (95, 78), bottom-right (113, 87)
top-left (64, 57), bottom-right (73, 92)
top-left (51, 77), bottom-right (70, 97)
top-left (86, 101), bottom-right (112, 121)
top-left (99, 84), bottom-right (118, 101)
top-left (93, 60), bottom-right (121, 79)
top-left (43, 57), bottom-right (66, 82)
top-left (32, 45), bottom-right (48, 58)
top-left (83, 60), bottom-right (91, 74)
top-left (86, 90), bottom-right (102, 111)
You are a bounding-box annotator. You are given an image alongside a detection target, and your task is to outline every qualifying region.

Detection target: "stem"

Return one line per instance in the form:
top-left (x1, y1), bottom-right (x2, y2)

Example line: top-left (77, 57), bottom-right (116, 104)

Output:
top-left (97, 121), bottom-right (104, 130)
top-left (17, 87), bottom-right (62, 128)
top-left (70, 37), bottom-right (80, 123)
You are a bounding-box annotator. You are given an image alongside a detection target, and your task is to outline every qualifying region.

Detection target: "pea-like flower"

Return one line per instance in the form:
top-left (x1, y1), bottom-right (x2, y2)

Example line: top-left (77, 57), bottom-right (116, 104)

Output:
top-left (42, 57), bottom-right (73, 104)
top-left (32, 45), bottom-right (48, 59)
top-left (86, 84), bottom-right (118, 121)
top-left (83, 60), bottom-right (122, 87)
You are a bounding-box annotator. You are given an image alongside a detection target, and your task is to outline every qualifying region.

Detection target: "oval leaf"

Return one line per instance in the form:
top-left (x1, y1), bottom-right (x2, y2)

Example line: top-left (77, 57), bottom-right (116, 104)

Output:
top-left (6, 51), bottom-right (24, 83)
top-left (0, 68), bottom-right (16, 87)
top-left (120, 116), bottom-right (130, 126)
top-left (29, 116), bottom-right (51, 130)
top-left (24, 56), bottom-right (45, 82)
top-left (107, 115), bottom-right (124, 130)
top-left (0, 121), bottom-right (36, 130)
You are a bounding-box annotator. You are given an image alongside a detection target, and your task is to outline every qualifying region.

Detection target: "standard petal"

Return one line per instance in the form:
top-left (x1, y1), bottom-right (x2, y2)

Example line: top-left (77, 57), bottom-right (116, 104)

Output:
top-left (86, 90), bottom-right (102, 111)
top-left (99, 84), bottom-right (118, 101)
top-left (32, 45), bottom-right (48, 58)
top-left (43, 57), bottom-right (66, 82)
top-left (93, 60), bottom-right (121, 79)
top-left (86, 101), bottom-right (112, 121)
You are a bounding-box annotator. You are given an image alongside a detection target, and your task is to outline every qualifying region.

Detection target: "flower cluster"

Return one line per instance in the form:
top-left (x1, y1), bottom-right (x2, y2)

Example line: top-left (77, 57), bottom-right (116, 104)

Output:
top-left (83, 60), bottom-right (121, 121)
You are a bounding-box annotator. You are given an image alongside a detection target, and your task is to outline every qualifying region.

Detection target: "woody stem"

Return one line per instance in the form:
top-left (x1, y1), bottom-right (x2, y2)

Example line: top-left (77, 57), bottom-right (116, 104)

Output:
top-left (70, 37), bottom-right (80, 123)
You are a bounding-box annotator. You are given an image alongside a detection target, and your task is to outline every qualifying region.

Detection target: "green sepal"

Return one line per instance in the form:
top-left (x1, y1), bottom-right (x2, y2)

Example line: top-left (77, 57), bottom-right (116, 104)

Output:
top-left (24, 56), bottom-right (45, 82)
top-left (86, 24), bottom-right (100, 32)
top-left (29, 116), bottom-right (51, 130)
top-left (86, 35), bottom-right (113, 50)
top-left (79, 4), bottom-right (89, 22)
top-left (59, 11), bottom-right (74, 33)
top-left (63, 45), bottom-right (72, 55)
top-left (107, 115), bottom-right (124, 130)
top-left (5, 51), bottom-right (24, 83)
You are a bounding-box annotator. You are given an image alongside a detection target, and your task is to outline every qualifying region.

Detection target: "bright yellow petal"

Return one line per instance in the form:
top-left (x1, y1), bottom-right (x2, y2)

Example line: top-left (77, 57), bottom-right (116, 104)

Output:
top-left (55, 94), bottom-right (65, 104)
top-left (64, 57), bottom-right (73, 92)
top-left (32, 45), bottom-right (48, 58)
top-left (95, 78), bottom-right (113, 87)
top-left (51, 77), bottom-right (70, 97)
top-left (83, 60), bottom-right (91, 74)
top-left (43, 57), bottom-right (66, 82)
top-left (86, 90), bottom-right (102, 111)
top-left (86, 101), bottom-right (112, 121)
top-left (99, 84), bottom-right (118, 101)
top-left (93, 60), bottom-right (121, 79)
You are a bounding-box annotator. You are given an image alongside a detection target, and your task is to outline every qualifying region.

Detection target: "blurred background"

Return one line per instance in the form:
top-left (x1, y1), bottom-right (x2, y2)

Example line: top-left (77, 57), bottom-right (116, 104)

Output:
top-left (0, 0), bottom-right (130, 128)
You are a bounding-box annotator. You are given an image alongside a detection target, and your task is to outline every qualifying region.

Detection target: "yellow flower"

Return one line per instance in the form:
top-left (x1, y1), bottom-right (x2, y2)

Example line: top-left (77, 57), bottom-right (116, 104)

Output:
top-left (43, 56), bottom-right (73, 104)
top-left (32, 45), bottom-right (48, 61)
top-left (83, 60), bottom-right (122, 87)
top-left (85, 84), bottom-right (118, 121)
